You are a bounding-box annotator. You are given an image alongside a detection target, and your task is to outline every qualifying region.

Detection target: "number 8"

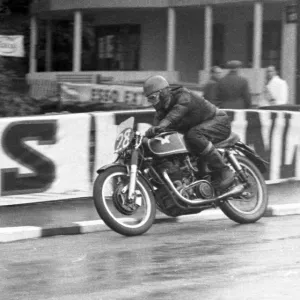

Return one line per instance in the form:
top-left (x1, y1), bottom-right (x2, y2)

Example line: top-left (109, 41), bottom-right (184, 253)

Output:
top-left (122, 129), bottom-right (131, 148)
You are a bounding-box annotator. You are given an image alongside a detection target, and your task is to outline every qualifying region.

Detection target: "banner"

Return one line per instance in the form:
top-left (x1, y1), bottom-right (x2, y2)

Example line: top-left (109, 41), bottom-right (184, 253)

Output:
top-left (1, 109), bottom-right (300, 205)
top-left (60, 82), bottom-right (149, 106)
top-left (0, 114), bottom-right (91, 205)
top-left (0, 35), bottom-right (24, 57)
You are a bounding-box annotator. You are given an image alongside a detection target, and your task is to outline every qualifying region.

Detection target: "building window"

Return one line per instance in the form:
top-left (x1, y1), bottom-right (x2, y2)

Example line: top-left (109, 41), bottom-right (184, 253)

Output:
top-left (247, 21), bottom-right (282, 70)
top-left (96, 24), bottom-right (140, 71)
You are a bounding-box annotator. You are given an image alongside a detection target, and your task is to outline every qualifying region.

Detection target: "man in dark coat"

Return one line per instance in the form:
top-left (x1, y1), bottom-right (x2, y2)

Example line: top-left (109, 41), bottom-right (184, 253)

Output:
top-left (215, 60), bottom-right (251, 109)
top-left (203, 66), bottom-right (223, 105)
top-left (143, 75), bottom-right (235, 190)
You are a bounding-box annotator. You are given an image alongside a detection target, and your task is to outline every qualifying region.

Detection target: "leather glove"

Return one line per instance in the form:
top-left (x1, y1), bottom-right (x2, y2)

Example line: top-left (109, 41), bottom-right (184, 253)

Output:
top-left (145, 126), bottom-right (161, 138)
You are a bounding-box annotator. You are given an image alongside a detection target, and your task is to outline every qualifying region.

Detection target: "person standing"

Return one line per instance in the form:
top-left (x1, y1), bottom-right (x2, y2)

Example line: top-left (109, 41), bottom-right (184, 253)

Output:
top-left (263, 65), bottom-right (288, 106)
top-left (203, 66), bottom-right (223, 105)
top-left (215, 60), bottom-right (252, 109)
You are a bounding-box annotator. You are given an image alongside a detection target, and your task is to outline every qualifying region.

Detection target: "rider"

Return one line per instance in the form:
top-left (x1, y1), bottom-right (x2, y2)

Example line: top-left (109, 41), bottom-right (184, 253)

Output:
top-left (143, 75), bottom-right (235, 190)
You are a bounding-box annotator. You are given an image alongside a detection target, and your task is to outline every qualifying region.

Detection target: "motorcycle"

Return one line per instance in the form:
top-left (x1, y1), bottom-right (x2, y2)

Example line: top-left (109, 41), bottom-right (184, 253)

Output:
top-left (93, 117), bottom-right (268, 236)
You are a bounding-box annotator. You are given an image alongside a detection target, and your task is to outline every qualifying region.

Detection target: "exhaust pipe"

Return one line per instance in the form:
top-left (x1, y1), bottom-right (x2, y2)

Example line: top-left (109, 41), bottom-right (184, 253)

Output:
top-left (162, 170), bottom-right (245, 207)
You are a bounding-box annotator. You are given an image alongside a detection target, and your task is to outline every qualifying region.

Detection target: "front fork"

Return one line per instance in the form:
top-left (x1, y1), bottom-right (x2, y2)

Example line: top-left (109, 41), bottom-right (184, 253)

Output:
top-left (127, 133), bottom-right (143, 201)
top-left (128, 149), bottom-right (139, 200)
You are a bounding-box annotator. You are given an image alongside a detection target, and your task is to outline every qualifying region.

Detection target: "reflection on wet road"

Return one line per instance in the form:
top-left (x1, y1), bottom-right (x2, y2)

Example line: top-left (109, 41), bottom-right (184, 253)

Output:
top-left (1, 216), bottom-right (300, 300)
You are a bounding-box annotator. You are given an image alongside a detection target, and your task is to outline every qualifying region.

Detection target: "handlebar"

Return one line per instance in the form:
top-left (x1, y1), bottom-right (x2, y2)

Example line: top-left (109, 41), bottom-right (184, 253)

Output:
top-left (155, 131), bottom-right (177, 137)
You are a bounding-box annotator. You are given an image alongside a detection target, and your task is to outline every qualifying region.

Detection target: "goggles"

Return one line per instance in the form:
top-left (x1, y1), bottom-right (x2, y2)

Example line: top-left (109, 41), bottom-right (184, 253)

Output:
top-left (146, 91), bottom-right (161, 105)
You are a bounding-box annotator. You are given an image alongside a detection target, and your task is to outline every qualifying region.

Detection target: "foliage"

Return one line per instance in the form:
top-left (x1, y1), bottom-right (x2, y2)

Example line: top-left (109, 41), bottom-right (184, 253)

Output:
top-left (0, 1), bottom-right (129, 117)
top-left (0, 93), bottom-right (41, 117)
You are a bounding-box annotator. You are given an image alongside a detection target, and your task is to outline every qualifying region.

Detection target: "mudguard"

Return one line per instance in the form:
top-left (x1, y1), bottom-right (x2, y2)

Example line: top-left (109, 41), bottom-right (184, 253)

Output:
top-left (96, 163), bottom-right (127, 174)
top-left (234, 142), bottom-right (269, 174)
top-left (96, 163), bottom-right (155, 193)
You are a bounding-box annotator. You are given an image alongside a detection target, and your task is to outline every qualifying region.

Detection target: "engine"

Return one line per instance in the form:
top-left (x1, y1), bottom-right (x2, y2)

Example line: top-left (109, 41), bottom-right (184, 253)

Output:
top-left (153, 155), bottom-right (215, 217)
top-left (157, 156), bottom-right (195, 189)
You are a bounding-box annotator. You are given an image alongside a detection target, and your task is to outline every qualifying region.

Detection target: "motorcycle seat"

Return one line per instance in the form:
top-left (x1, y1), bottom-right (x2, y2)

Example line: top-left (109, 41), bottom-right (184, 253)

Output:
top-left (214, 132), bottom-right (240, 148)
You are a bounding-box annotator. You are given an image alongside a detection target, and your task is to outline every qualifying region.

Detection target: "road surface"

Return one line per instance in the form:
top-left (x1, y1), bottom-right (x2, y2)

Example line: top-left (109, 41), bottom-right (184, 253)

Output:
top-left (1, 215), bottom-right (300, 300)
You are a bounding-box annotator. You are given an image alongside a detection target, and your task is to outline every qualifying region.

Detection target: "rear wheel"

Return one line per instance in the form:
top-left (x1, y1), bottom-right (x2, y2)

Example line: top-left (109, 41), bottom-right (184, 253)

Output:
top-left (220, 155), bottom-right (268, 223)
top-left (93, 165), bottom-right (156, 236)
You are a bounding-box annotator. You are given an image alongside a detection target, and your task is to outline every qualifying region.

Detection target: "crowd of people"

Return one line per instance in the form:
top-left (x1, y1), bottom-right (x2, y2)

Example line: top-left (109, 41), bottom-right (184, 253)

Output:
top-left (202, 60), bottom-right (289, 109)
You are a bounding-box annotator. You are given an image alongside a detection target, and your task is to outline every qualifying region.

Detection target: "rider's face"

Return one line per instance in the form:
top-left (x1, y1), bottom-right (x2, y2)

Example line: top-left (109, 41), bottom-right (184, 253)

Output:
top-left (146, 91), bottom-right (161, 106)
top-left (147, 88), bottom-right (171, 110)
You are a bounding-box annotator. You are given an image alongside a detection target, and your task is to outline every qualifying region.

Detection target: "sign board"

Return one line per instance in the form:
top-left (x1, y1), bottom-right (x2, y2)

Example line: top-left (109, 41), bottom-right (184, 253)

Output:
top-left (0, 35), bottom-right (24, 57)
top-left (60, 82), bottom-right (150, 106)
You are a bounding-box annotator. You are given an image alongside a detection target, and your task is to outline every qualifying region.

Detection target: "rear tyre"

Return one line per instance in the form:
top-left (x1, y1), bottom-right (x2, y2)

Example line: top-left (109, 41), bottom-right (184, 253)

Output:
top-left (220, 155), bottom-right (268, 224)
top-left (93, 165), bottom-right (156, 236)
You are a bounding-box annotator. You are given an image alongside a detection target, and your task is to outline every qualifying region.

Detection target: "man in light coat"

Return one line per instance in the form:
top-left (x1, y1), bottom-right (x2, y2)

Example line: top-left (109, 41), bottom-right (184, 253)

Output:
top-left (264, 66), bottom-right (288, 105)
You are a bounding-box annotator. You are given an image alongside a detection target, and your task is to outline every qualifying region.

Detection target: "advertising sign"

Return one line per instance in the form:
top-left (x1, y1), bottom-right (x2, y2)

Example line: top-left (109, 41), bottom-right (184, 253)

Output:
top-left (0, 35), bottom-right (24, 57)
top-left (60, 82), bottom-right (149, 106)
top-left (1, 109), bottom-right (300, 205)
top-left (0, 114), bottom-right (91, 205)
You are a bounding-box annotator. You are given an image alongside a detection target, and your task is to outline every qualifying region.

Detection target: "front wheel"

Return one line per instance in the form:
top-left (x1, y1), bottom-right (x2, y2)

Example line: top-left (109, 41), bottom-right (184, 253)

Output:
top-left (220, 155), bottom-right (268, 224)
top-left (93, 165), bottom-right (156, 236)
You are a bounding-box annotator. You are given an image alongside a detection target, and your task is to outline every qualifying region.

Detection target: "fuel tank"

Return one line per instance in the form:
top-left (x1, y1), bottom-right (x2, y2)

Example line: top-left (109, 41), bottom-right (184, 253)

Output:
top-left (146, 132), bottom-right (189, 157)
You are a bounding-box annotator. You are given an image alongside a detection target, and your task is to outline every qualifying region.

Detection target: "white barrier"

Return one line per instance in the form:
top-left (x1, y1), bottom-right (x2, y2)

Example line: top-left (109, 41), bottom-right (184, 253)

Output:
top-left (0, 108), bottom-right (300, 205)
top-left (92, 112), bottom-right (117, 182)
top-left (0, 114), bottom-right (91, 205)
top-left (228, 109), bottom-right (300, 183)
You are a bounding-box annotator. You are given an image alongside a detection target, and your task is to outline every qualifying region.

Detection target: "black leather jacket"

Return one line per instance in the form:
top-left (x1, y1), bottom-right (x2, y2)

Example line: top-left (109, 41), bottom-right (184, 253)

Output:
top-left (154, 87), bottom-right (218, 133)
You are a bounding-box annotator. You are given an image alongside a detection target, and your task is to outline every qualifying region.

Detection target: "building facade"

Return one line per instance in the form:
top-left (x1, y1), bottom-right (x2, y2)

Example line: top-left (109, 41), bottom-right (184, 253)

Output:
top-left (29, 0), bottom-right (298, 104)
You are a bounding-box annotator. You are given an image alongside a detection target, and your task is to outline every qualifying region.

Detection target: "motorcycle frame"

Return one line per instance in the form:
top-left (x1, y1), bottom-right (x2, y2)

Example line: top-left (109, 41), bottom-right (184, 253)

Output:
top-left (97, 132), bottom-right (265, 211)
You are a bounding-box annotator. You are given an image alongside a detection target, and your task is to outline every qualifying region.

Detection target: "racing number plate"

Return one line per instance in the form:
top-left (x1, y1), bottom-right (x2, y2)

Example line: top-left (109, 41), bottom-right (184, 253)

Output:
top-left (114, 128), bottom-right (134, 153)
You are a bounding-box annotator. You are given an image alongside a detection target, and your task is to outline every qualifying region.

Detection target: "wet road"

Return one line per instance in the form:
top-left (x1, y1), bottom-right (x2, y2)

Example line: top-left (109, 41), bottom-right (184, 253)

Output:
top-left (1, 216), bottom-right (300, 300)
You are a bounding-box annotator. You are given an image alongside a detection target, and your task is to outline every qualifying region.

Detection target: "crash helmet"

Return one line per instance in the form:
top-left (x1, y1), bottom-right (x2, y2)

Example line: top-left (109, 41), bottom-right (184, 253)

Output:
top-left (143, 75), bottom-right (169, 97)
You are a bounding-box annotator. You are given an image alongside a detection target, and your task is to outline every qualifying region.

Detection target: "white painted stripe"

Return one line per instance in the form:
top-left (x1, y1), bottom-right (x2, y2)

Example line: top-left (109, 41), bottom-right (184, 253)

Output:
top-left (0, 226), bottom-right (42, 242)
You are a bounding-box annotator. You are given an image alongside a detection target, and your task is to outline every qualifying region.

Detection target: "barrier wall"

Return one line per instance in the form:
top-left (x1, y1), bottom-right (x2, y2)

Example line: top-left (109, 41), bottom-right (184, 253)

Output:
top-left (0, 109), bottom-right (299, 205)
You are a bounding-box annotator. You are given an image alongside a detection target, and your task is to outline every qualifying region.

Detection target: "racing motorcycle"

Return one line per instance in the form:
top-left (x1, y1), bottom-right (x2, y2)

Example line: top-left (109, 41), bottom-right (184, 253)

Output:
top-left (93, 117), bottom-right (268, 236)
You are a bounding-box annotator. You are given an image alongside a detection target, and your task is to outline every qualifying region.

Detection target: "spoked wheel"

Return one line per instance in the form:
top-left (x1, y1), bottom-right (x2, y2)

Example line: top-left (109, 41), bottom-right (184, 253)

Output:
top-left (220, 155), bottom-right (268, 224)
top-left (93, 165), bottom-right (156, 236)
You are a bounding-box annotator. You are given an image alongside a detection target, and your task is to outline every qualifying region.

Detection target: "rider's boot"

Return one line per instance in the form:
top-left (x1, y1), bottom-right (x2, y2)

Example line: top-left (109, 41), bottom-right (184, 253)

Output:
top-left (201, 144), bottom-right (235, 191)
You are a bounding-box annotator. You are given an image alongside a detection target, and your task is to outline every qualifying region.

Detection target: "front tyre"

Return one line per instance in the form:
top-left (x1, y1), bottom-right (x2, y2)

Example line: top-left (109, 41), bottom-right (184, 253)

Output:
top-left (93, 166), bottom-right (156, 236)
top-left (220, 155), bottom-right (268, 224)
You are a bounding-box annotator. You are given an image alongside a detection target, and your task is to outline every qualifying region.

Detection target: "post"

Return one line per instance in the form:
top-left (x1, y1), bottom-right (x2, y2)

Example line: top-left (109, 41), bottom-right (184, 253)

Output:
top-left (73, 11), bottom-right (82, 72)
top-left (166, 7), bottom-right (176, 72)
top-left (253, 2), bottom-right (263, 69)
top-left (45, 19), bottom-right (52, 71)
top-left (282, 4), bottom-right (297, 104)
top-left (29, 15), bottom-right (37, 73)
top-left (204, 5), bottom-right (213, 71)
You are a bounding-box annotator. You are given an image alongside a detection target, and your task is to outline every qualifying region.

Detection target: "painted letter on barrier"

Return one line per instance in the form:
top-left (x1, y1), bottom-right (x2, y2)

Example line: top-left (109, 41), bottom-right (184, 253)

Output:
top-left (1, 120), bottom-right (57, 195)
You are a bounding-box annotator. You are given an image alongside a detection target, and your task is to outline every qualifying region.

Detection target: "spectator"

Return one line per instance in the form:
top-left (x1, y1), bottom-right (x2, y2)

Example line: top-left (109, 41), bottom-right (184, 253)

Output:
top-left (215, 60), bottom-right (251, 109)
top-left (263, 65), bottom-right (288, 105)
top-left (203, 66), bottom-right (223, 105)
